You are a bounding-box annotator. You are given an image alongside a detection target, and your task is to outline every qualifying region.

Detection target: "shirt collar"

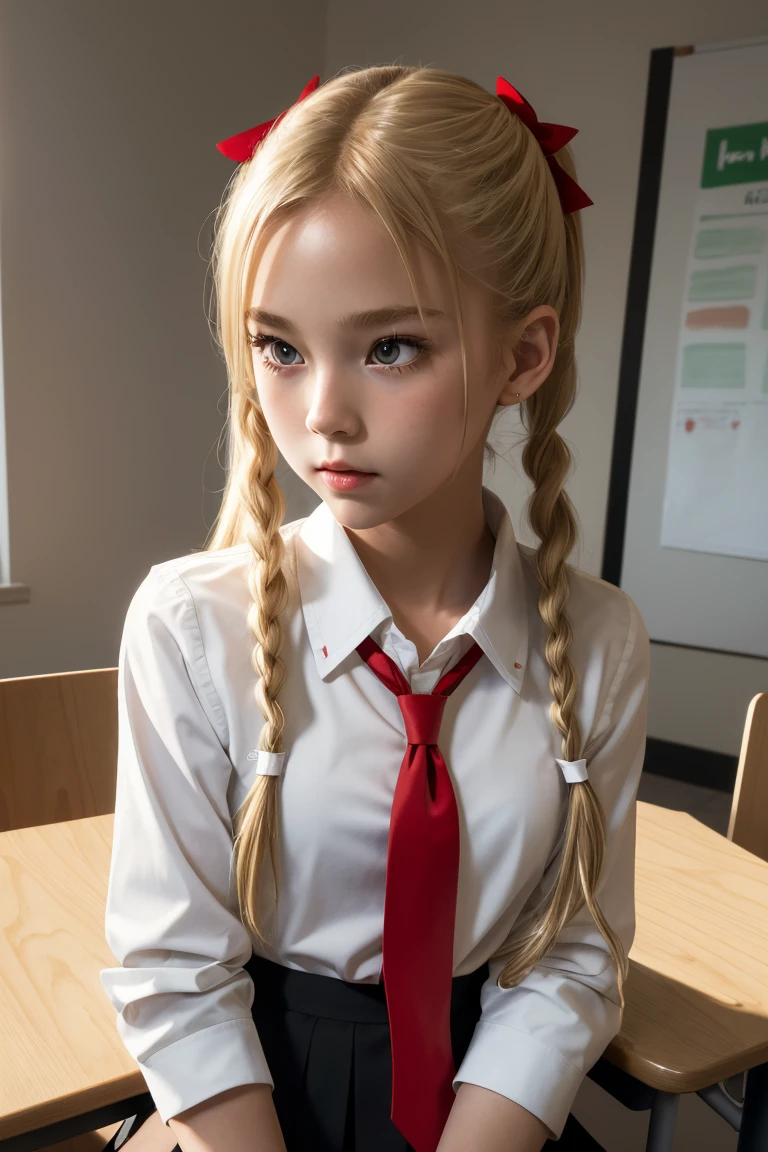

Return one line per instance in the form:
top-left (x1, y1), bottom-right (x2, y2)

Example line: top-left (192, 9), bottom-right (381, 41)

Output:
top-left (295, 485), bottom-right (528, 693)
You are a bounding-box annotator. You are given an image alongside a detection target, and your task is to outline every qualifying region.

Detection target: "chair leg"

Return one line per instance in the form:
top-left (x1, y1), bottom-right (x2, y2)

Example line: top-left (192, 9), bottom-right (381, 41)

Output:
top-left (738, 1060), bottom-right (768, 1150)
top-left (645, 1091), bottom-right (680, 1152)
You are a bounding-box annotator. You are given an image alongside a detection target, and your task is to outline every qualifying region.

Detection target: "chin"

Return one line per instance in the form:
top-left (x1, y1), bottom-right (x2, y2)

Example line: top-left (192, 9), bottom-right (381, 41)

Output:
top-left (321, 495), bottom-right (390, 532)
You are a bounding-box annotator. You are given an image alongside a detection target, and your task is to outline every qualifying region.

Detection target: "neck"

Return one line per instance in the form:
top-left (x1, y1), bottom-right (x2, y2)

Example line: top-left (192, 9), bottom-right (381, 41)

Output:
top-left (343, 480), bottom-right (496, 621)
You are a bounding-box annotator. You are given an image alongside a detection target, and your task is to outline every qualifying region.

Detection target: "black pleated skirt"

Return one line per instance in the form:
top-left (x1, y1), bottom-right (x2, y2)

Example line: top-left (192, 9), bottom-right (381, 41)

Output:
top-left (108, 952), bottom-right (606, 1152)
top-left (242, 951), bottom-right (605, 1151)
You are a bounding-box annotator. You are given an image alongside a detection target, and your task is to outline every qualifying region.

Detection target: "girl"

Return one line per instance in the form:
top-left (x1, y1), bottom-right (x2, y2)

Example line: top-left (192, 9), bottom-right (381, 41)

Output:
top-left (100, 65), bottom-right (650, 1152)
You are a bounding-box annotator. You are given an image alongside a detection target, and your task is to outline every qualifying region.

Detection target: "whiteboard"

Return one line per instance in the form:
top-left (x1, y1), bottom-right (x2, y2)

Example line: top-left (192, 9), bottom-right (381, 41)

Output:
top-left (612, 36), bottom-right (768, 661)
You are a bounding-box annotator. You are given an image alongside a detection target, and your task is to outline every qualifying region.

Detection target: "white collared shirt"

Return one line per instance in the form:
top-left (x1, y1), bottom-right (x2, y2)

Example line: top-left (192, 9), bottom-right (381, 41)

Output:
top-left (100, 486), bottom-right (650, 1140)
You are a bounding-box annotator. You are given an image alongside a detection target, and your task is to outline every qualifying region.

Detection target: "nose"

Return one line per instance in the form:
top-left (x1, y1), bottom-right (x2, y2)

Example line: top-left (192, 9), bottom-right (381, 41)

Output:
top-left (305, 366), bottom-right (361, 438)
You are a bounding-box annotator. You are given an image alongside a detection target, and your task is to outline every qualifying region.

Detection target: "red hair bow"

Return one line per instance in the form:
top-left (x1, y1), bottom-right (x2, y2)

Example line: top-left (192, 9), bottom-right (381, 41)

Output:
top-left (216, 75), bottom-right (320, 162)
top-left (496, 77), bottom-right (593, 213)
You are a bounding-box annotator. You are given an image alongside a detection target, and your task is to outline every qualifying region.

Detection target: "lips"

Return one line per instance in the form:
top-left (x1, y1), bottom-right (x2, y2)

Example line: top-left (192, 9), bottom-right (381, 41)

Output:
top-left (318, 467), bottom-right (376, 491)
top-left (317, 465), bottom-right (373, 474)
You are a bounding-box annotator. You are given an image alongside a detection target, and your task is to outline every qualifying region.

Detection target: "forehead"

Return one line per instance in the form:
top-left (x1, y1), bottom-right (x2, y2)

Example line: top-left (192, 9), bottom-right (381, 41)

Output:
top-left (246, 192), bottom-right (451, 318)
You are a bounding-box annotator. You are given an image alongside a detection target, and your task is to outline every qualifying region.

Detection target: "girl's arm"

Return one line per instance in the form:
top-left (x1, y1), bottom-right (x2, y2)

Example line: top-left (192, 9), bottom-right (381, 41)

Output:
top-left (168, 1084), bottom-right (287, 1152)
top-left (438, 1084), bottom-right (550, 1152)
top-left (100, 567), bottom-right (277, 1127)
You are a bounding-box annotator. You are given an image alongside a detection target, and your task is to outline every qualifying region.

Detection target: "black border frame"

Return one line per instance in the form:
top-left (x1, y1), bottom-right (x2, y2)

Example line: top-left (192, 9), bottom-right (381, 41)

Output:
top-left (601, 45), bottom-right (676, 589)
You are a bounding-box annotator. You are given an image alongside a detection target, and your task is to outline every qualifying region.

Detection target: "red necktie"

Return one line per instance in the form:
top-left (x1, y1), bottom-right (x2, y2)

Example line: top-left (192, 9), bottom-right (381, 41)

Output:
top-left (355, 634), bottom-right (485, 1152)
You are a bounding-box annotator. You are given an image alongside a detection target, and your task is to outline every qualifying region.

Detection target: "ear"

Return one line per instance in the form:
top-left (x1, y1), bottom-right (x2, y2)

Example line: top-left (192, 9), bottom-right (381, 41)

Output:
top-left (496, 306), bottom-right (560, 407)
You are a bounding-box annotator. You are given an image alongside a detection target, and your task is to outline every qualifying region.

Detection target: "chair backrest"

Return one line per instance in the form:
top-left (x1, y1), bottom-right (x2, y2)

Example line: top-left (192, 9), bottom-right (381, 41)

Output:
top-left (0, 668), bottom-right (118, 833)
top-left (728, 691), bottom-right (768, 861)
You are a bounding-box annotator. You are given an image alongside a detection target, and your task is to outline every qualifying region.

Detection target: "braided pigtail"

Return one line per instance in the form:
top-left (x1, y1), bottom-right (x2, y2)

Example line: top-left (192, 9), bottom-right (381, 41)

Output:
top-left (206, 383), bottom-right (289, 951)
top-left (487, 206), bottom-right (630, 1014)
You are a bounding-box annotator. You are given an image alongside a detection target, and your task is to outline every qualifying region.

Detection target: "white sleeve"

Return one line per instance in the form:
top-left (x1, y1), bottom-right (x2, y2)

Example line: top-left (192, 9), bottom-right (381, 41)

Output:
top-left (452, 592), bottom-right (651, 1141)
top-left (100, 564), bottom-right (273, 1126)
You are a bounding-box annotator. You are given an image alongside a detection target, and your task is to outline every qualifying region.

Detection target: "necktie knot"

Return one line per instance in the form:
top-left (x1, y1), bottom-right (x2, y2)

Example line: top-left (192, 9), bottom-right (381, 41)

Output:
top-left (398, 692), bottom-right (447, 745)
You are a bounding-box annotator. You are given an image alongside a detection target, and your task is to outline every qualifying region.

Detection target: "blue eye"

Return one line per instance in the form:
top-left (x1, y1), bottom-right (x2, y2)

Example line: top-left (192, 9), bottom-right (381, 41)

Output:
top-left (370, 337), bottom-right (425, 369)
top-left (246, 334), bottom-right (304, 371)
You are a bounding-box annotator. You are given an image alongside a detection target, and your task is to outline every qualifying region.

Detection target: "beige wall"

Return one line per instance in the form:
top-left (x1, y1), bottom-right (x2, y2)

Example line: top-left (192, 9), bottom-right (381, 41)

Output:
top-left (0, 0), bottom-right (324, 676)
top-left (1, 0), bottom-right (764, 764)
top-left (321, 1), bottom-right (767, 761)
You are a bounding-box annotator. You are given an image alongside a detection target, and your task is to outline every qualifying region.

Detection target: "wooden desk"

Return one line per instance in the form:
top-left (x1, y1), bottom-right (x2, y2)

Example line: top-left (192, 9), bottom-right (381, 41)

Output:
top-left (612, 801), bottom-right (768, 1090)
top-left (1, 802), bottom-right (768, 1151)
top-left (0, 813), bottom-right (150, 1152)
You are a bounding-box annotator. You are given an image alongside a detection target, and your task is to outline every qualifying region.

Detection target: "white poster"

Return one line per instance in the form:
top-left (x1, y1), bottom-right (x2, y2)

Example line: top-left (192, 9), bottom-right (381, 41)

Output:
top-left (660, 118), bottom-right (768, 561)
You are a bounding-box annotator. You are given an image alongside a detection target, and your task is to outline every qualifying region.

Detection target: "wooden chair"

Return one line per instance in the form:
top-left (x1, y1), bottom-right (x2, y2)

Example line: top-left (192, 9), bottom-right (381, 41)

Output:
top-left (727, 690), bottom-right (768, 861)
top-left (586, 690), bottom-right (768, 1151)
top-left (0, 668), bottom-right (119, 835)
top-left (0, 667), bottom-right (122, 1152)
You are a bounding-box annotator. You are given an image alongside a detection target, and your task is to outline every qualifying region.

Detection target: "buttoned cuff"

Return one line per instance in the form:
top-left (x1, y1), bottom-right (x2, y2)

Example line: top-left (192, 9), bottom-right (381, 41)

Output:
top-left (452, 1019), bottom-right (586, 1141)
top-left (140, 1018), bottom-right (274, 1125)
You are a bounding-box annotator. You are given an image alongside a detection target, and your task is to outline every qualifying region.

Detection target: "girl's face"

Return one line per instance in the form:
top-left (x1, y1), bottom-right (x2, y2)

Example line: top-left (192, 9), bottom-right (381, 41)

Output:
top-left (245, 190), bottom-right (552, 531)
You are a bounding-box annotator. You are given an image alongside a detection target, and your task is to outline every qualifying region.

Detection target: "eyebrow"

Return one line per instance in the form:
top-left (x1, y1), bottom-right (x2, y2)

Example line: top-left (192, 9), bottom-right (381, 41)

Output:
top-left (244, 305), bottom-right (446, 334)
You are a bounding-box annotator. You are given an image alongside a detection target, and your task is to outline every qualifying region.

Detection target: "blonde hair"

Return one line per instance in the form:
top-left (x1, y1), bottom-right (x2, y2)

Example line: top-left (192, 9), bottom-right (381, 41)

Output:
top-left (202, 64), bottom-right (629, 1014)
